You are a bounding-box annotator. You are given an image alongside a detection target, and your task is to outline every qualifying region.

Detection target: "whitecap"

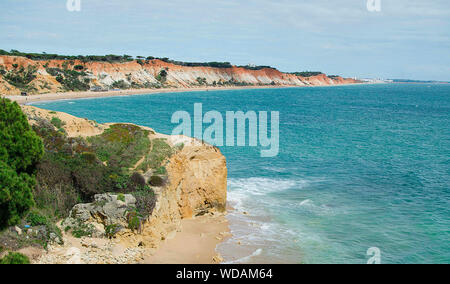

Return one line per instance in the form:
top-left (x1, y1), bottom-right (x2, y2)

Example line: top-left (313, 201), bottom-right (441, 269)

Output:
top-left (228, 177), bottom-right (307, 196)
top-left (223, 249), bottom-right (263, 264)
top-left (299, 199), bottom-right (312, 206)
top-left (297, 199), bottom-right (341, 216)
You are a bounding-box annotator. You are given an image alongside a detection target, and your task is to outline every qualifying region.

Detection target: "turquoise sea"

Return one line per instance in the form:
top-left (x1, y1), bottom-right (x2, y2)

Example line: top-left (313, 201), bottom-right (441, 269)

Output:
top-left (33, 84), bottom-right (450, 264)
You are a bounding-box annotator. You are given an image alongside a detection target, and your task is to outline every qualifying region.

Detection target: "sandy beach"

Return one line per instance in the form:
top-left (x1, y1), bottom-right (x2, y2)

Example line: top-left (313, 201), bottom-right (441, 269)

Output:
top-left (3, 82), bottom-right (368, 105)
top-left (144, 214), bottom-right (231, 264)
top-left (4, 85), bottom-right (293, 105)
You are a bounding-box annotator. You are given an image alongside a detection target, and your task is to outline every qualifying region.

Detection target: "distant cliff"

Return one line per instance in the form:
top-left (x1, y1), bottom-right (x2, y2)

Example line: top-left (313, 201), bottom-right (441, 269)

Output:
top-left (0, 55), bottom-right (360, 95)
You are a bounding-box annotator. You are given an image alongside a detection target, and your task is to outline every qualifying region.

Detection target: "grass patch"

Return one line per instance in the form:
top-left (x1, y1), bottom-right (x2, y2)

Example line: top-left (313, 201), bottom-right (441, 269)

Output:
top-left (88, 124), bottom-right (150, 169)
top-left (137, 138), bottom-right (173, 172)
top-left (0, 252), bottom-right (30, 264)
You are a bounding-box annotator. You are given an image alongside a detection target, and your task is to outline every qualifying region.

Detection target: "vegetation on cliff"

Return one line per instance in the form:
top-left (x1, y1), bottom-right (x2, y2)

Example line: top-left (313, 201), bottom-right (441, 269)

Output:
top-left (0, 49), bottom-right (136, 64)
top-left (0, 252), bottom-right (30, 264)
top-left (0, 98), bottom-right (43, 228)
top-left (0, 49), bottom-right (315, 74)
top-left (2, 65), bottom-right (39, 92)
top-left (0, 103), bottom-right (179, 254)
top-left (0, 49), bottom-right (357, 96)
top-left (46, 67), bottom-right (90, 91)
top-left (289, 71), bottom-right (324, 77)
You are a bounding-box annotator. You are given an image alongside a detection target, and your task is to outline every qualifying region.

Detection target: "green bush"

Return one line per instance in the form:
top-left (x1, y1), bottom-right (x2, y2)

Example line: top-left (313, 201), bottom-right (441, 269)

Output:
top-left (26, 211), bottom-right (48, 226)
top-left (149, 175), bottom-right (166, 187)
top-left (0, 99), bottom-right (44, 173)
top-left (105, 224), bottom-right (121, 239)
top-left (156, 69), bottom-right (168, 83)
top-left (126, 209), bottom-right (144, 232)
top-left (196, 77), bottom-right (207, 85)
top-left (130, 172), bottom-right (146, 188)
top-left (111, 80), bottom-right (130, 90)
top-left (133, 188), bottom-right (156, 218)
top-left (0, 99), bottom-right (43, 228)
top-left (81, 152), bottom-right (97, 164)
top-left (0, 163), bottom-right (36, 227)
top-left (50, 117), bottom-right (63, 129)
top-left (117, 193), bottom-right (125, 202)
top-left (0, 252), bottom-right (30, 264)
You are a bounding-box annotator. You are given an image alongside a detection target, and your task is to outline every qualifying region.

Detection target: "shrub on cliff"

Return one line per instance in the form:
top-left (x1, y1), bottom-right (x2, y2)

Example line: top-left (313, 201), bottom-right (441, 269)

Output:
top-left (132, 187), bottom-right (157, 219)
top-left (0, 98), bottom-right (43, 228)
top-left (290, 71), bottom-right (323, 77)
top-left (0, 162), bottom-right (36, 227)
top-left (156, 69), bottom-right (168, 83)
top-left (149, 175), bottom-right (166, 187)
top-left (3, 65), bottom-right (38, 92)
top-left (0, 252), bottom-right (30, 264)
top-left (130, 172), bottom-right (146, 188)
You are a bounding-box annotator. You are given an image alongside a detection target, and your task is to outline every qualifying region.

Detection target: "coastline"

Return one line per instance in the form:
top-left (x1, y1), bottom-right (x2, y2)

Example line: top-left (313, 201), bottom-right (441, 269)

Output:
top-left (4, 83), bottom-right (366, 105)
top-left (5, 85), bottom-right (290, 105)
top-left (11, 82), bottom-right (366, 264)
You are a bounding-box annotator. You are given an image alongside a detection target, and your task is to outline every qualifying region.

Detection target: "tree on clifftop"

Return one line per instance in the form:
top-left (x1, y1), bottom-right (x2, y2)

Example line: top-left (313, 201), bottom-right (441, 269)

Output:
top-left (0, 98), bottom-right (43, 228)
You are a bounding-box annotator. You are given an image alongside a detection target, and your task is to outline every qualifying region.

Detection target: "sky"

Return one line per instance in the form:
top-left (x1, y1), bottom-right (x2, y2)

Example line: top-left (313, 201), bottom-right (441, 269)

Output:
top-left (0, 0), bottom-right (449, 81)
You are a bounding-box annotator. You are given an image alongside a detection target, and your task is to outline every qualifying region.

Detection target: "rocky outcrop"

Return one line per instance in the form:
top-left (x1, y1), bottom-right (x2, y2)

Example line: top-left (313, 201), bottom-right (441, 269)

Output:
top-left (60, 138), bottom-right (227, 249)
top-left (62, 193), bottom-right (138, 238)
top-left (0, 55), bottom-right (360, 95)
top-left (167, 141), bottom-right (227, 218)
top-left (113, 138), bottom-right (227, 249)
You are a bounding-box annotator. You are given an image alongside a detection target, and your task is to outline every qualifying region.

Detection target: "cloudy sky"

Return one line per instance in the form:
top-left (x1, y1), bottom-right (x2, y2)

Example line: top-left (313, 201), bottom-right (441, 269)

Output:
top-left (0, 0), bottom-right (449, 81)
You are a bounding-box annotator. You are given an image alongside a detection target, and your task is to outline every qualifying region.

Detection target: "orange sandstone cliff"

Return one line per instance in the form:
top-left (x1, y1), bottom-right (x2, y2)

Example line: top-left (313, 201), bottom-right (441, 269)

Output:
top-left (0, 55), bottom-right (359, 95)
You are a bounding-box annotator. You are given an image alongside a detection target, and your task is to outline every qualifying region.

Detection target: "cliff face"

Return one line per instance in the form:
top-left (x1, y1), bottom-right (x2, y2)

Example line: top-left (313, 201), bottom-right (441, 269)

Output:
top-left (0, 55), bottom-right (359, 95)
top-left (120, 137), bottom-right (227, 249)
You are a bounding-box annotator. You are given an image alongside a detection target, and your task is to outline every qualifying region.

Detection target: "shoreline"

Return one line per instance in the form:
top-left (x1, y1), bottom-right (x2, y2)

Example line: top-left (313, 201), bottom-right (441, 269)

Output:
top-left (144, 214), bottom-right (231, 264)
top-left (4, 83), bottom-right (367, 105)
top-left (5, 85), bottom-right (291, 105)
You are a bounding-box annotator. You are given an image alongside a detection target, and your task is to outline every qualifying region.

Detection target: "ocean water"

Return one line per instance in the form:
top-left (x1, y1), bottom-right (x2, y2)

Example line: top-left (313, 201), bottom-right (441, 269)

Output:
top-left (33, 84), bottom-right (450, 264)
